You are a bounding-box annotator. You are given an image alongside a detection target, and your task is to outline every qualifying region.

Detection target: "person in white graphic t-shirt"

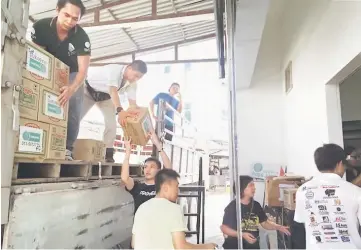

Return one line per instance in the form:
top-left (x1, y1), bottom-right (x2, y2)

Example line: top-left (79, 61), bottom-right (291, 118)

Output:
top-left (294, 143), bottom-right (361, 249)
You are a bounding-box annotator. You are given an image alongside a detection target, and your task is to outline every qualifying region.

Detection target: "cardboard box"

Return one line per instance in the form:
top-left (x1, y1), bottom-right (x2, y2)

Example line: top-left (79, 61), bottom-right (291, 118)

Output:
top-left (73, 139), bottom-right (105, 162)
top-left (283, 188), bottom-right (298, 210)
top-left (22, 42), bottom-right (54, 89)
top-left (46, 125), bottom-right (67, 160)
top-left (38, 86), bottom-right (68, 127)
top-left (15, 118), bottom-right (49, 160)
top-left (122, 107), bottom-right (153, 146)
top-left (53, 58), bottom-right (70, 93)
top-left (265, 176), bottom-right (304, 207)
top-left (19, 78), bottom-right (40, 120)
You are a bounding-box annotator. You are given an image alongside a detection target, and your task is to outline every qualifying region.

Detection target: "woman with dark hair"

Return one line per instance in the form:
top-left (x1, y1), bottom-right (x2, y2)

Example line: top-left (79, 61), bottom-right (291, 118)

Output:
top-left (221, 175), bottom-right (290, 249)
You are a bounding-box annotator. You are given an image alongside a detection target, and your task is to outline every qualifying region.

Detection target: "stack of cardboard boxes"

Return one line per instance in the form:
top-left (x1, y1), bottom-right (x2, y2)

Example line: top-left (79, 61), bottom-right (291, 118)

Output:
top-left (15, 42), bottom-right (69, 160)
top-left (264, 176), bottom-right (304, 209)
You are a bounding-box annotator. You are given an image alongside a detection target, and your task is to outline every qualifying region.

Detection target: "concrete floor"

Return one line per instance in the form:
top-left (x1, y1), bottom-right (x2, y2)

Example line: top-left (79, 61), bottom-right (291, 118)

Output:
top-left (188, 190), bottom-right (230, 246)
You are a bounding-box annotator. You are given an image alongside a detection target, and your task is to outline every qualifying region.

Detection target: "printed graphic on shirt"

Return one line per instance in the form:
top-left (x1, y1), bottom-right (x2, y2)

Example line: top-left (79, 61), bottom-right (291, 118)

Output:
top-left (68, 43), bottom-right (75, 56)
top-left (84, 41), bottom-right (91, 52)
top-left (314, 200), bottom-right (328, 204)
top-left (241, 213), bottom-right (260, 232)
top-left (31, 28), bottom-right (36, 40)
top-left (302, 184), bottom-right (354, 245)
top-left (334, 199), bottom-right (342, 206)
top-left (341, 236), bottom-right (351, 242)
top-left (305, 190), bottom-right (314, 199)
top-left (322, 216), bottom-right (330, 223)
top-left (139, 190), bottom-right (156, 196)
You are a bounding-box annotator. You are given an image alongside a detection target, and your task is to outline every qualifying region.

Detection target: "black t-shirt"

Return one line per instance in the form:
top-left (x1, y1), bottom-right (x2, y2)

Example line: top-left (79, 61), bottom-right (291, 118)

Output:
top-left (222, 199), bottom-right (267, 249)
top-left (31, 17), bottom-right (91, 73)
top-left (346, 167), bottom-right (361, 183)
top-left (126, 181), bottom-right (156, 214)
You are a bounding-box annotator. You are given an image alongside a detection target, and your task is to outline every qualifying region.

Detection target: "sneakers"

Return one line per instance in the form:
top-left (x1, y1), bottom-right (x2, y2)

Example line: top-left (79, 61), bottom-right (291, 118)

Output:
top-left (105, 148), bottom-right (115, 163)
top-left (65, 149), bottom-right (74, 161)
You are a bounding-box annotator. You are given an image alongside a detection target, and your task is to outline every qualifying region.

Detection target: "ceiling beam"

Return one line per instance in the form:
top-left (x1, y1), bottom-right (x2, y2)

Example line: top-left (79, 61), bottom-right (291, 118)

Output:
top-left (122, 28), bottom-right (139, 50)
top-left (91, 58), bottom-right (219, 66)
top-left (86, 0), bottom-right (134, 14)
top-left (80, 9), bottom-right (213, 28)
top-left (152, 0), bottom-right (157, 16)
top-left (169, 0), bottom-right (186, 40)
top-left (106, 6), bottom-right (140, 50)
top-left (91, 33), bottom-right (215, 62)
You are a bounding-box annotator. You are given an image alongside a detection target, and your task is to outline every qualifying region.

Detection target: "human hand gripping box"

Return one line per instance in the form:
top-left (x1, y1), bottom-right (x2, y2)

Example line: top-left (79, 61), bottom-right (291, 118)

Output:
top-left (38, 85), bottom-right (68, 127)
top-left (122, 107), bottom-right (154, 146)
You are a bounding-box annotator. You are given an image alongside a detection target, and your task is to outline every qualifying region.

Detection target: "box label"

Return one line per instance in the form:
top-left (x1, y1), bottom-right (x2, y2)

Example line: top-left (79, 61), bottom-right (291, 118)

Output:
top-left (26, 47), bottom-right (50, 79)
top-left (51, 135), bottom-right (66, 150)
top-left (20, 87), bottom-right (37, 109)
top-left (19, 126), bottom-right (43, 153)
top-left (142, 115), bottom-right (152, 134)
top-left (55, 69), bottom-right (69, 84)
top-left (44, 92), bottom-right (64, 119)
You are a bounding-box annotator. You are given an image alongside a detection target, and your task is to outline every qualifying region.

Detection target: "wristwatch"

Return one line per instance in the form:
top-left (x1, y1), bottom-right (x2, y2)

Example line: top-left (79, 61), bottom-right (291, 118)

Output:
top-left (116, 106), bottom-right (123, 115)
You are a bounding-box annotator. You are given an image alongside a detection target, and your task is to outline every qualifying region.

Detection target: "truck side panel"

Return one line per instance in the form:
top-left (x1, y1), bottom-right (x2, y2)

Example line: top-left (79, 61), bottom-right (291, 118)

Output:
top-left (1, 0), bottom-right (30, 224)
top-left (3, 182), bottom-right (133, 249)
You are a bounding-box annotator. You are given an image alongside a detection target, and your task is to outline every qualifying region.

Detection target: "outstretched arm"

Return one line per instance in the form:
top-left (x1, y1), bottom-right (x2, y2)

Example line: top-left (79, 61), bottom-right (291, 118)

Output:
top-left (260, 220), bottom-right (291, 235)
top-left (150, 132), bottom-right (172, 169)
top-left (120, 137), bottom-right (135, 190)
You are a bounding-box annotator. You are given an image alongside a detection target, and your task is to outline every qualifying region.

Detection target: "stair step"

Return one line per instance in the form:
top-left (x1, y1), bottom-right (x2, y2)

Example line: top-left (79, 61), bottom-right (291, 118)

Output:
top-left (178, 194), bottom-right (199, 198)
top-left (184, 213), bottom-right (198, 216)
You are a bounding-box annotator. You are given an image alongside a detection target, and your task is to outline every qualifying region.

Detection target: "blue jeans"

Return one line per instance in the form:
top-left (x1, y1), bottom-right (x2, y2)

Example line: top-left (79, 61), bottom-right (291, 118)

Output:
top-left (66, 72), bottom-right (84, 151)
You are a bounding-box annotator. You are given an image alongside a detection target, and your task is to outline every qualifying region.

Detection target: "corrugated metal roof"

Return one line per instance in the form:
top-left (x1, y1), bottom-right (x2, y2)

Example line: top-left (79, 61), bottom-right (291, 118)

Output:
top-left (28, 0), bottom-right (215, 62)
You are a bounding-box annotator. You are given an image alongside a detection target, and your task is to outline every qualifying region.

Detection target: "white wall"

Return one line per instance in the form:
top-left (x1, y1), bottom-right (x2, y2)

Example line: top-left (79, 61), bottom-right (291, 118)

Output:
top-left (236, 0), bottom-right (286, 176)
top-left (282, 1), bottom-right (361, 177)
top-left (234, 0), bottom-right (361, 178)
top-left (340, 69), bottom-right (361, 122)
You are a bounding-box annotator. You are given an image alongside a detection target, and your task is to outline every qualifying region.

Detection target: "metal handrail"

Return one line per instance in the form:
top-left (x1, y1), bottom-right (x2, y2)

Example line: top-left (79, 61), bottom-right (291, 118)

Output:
top-left (163, 102), bottom-right (197, 133)
top-left (156, 99), bottom-right (201, 180)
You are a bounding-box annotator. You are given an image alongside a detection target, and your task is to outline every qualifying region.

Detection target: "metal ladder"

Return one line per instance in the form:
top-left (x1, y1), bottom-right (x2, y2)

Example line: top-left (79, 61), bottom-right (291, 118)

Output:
top-left (154, 99), bottom-right (206, 244)
top-left (179, 157), bottom-right (205, 244)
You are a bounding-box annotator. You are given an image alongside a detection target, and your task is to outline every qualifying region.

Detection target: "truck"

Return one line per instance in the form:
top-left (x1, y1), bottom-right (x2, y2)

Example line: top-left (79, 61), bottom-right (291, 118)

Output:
top-left (1, 1), bottom-right (207, 248)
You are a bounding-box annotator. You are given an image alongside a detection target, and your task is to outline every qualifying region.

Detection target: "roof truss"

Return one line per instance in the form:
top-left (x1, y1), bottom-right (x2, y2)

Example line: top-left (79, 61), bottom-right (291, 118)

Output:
top-left (91, 33), bottom-right (216, 62)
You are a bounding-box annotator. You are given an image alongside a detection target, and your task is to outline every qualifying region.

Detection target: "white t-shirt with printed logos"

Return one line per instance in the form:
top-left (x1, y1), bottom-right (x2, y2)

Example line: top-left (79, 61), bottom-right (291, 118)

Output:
top-left (132, 197), bottom-right (187, 249)
top-left (294, 173), bottom-right (361, 249)
top-left (86, 64), bottom-right (137, 100)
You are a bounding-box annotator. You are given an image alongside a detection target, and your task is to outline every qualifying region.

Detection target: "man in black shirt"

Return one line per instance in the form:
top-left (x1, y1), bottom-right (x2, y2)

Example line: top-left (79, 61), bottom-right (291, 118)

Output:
top-left (121, 132), bottom-right (172, 213)
top-left (31, 0), bottom-right (91, 160)
top-left (345, 147), bottom-right (361, 187)
top-left (221, 175), bottom-right (290, 249)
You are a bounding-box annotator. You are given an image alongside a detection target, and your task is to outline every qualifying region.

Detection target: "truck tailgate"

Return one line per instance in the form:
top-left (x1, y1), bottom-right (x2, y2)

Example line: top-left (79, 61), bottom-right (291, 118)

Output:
top-left (3, 180), bottom-right (133, 249)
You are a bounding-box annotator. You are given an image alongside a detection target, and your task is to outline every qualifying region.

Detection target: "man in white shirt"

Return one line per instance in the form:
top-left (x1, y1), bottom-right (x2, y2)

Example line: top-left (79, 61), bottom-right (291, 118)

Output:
top-left (76, 60), bottom-right (147, 162)
top-left (132, 168), bottom-right (217, 249)
top-left (294, 143), bottom-right (361, 249)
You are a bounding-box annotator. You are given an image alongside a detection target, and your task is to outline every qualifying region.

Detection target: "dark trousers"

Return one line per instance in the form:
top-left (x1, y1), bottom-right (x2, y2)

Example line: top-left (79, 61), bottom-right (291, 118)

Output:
top-left (223, 238), bottom-right (260, 249)
top-left (66, 72), bottom-right (84, 151)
